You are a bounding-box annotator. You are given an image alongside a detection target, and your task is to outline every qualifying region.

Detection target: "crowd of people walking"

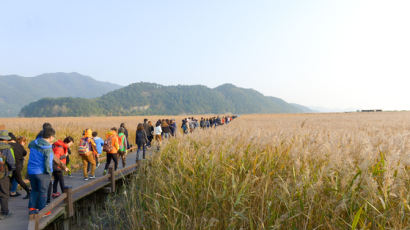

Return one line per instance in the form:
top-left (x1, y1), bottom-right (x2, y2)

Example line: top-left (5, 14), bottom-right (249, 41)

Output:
top-left (0, 115), bottom-right (236, 219)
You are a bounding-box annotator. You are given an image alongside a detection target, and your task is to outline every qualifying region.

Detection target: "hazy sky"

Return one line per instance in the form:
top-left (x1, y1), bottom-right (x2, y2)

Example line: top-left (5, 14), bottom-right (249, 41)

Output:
top-left (1, 0), bottom-right (409, 110)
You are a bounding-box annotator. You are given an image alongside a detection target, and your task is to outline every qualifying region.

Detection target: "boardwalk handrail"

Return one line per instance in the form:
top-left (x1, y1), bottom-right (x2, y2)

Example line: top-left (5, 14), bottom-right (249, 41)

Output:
top-left (27, 148), bottom-right (140, 230)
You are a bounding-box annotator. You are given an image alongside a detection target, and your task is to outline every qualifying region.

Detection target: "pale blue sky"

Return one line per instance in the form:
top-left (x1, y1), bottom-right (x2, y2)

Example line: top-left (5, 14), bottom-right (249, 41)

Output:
top-left (1, 0), bottom-right (409, 110)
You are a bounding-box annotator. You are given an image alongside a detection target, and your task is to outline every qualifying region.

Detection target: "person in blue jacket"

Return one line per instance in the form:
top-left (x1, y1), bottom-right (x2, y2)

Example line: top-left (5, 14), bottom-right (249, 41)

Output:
top-left (27, 127), bottom-right (57, 215)
top-left (92, 131), bottom-right (104, 168)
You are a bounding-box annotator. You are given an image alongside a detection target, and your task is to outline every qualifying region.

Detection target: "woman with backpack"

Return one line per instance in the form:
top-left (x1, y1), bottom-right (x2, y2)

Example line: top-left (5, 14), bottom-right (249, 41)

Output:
top-left (78, 129), bottom-right (96, 181)
top-left (103, 128), bottom-right (120, 175)
top-left (135, 123), bottom-right (148, 160)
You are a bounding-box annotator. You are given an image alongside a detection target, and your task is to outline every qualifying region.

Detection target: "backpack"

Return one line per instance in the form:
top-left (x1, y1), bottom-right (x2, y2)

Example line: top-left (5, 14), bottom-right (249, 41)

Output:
top-left (103, 136), bottom-right (114, 153)
top-left (78, 138), bottom-right (90, 155)
top-left (118, 134), bottom-right (125, 151)
top-left (136, 131), bottom-right (145, 143)
top-left (0, 150), bottom-right (6, 179)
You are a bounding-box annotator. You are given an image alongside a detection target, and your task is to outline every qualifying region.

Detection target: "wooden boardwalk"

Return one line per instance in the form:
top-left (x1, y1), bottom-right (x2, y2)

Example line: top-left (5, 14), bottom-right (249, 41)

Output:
top-left (0, 149), bottom-right (146, 230)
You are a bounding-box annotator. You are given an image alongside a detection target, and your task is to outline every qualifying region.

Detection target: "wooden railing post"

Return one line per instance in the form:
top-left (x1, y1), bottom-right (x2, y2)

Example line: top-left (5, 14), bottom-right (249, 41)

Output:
top-left (28, 213), bottom-right (39, 230)
top-left (64, 187), bottom-right (74, 218)
top-left (109, 166), bottom-right (115, 192)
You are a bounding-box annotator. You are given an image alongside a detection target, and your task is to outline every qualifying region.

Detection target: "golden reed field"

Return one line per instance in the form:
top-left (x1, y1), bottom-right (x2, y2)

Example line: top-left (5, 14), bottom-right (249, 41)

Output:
top-left (95, 112), bottom-right (408, 230)
top-left (1, 112), bottom-right (409, 229)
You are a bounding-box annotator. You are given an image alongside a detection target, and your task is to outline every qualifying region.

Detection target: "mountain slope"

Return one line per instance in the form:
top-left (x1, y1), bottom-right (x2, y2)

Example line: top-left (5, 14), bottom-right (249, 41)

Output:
top-left (290, 103), bottom-right (315, 113)
top-left (0, 72), bottom-right (121, 117)
top-left (20, 82), bottom-right (311, 117)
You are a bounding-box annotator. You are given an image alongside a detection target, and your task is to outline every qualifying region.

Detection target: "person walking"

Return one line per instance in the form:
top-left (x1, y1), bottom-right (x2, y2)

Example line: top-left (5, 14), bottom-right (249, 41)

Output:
top-left (154, 120), bottom-right (162, 150)
top-left (0, 130), bottom-right (15, 219)
top-left (170, 119), bottom-right (177, 137)
top-left (162, 120), bottom-right (171, 139)
top-left (51, 137), bottom-right (73, 198)
top-left (147, 121), bottom-right (154, 147)
top-left (8, 135), bottom-right (30, 199)
top-left (27, 127), bottom-right (56, 216)
top-left (78, 129), bottom-right (96, 181)
top-left (120, 123), bottom-right (130, 149)
top-left (103, 128), bottom-right (120, 175)
top-left (181, 119), bottom-right (189, 134)
top-left (118, 127), bottom-right (128, 168)
top-left (135, 123), bottom-right (148, 160)
top-left (143, 119), bottom-right (151, 147)
top-left (92, 131), bottom-right (104, 168)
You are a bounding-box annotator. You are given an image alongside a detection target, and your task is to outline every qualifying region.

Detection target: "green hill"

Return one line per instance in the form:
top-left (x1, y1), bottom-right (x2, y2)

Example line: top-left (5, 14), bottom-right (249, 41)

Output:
top-left (0, 72), bottom-right (121, 117)
top-left (20, 82), bottom-right (312, 117)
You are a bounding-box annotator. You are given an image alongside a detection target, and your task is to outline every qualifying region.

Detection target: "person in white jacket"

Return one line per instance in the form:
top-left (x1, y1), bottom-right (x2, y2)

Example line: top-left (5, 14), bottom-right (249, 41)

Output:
top-left (154, 120), bottom-right (162, 150)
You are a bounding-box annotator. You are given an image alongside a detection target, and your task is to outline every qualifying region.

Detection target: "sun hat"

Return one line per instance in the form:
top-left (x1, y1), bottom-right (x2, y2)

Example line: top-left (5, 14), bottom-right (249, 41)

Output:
top-left (0, 130), bottom-right (11, 141)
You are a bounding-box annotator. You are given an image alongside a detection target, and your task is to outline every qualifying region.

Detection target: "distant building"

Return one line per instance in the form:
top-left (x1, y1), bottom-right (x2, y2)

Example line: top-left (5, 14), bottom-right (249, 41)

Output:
top-left (359, 109), bottom-right (383, 112)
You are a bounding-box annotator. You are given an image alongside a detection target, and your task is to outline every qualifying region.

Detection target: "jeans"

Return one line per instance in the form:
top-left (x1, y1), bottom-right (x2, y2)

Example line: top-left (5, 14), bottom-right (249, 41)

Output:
top-left (137, 144), bottom-right (146, 160)
top-left (28, 174), bottom-right (51, 211)
top-left (11, 165), bottom-right (30, 193)
top-left (10, 178), bottom-right (17, 193)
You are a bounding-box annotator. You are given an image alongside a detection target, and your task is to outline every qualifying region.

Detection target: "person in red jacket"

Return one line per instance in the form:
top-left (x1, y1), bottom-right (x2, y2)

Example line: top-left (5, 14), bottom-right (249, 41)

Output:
top-left (51, 136), bottom-right (73, 198)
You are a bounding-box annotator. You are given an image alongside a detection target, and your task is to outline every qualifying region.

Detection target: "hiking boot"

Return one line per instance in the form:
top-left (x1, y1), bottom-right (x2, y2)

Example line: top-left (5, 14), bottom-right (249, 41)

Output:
top-left (84, 177), bottom-right (89, 181)
top-left (89, 175), bottom-right (96, 179)
top-left (51, 192), bottom-right (61, 198)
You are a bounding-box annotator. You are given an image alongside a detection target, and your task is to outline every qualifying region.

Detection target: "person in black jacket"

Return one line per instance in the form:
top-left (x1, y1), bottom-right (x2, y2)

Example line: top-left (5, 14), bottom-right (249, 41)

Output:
top-left (135, 123), bottom-right (148, 160)
top-left (142, 119), bottom-right (151, 147)
top-left (9, 134), bottom-right (30, 199)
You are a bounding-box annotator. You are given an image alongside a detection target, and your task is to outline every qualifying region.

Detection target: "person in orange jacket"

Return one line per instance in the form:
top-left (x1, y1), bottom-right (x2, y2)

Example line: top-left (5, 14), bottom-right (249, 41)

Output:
top-left (103, 128), bottom-right (119, 175)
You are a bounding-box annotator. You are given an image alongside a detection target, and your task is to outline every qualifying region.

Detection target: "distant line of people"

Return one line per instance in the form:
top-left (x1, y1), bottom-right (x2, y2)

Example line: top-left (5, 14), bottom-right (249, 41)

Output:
top-left (181, 115), bottom-right (237, 134)
top-left (0, 115), bottom-right (236, 219)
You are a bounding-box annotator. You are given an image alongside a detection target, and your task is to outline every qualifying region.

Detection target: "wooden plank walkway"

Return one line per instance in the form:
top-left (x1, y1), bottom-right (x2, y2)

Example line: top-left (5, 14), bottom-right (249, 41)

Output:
top-left (0, 149), bottom-right (147, 230)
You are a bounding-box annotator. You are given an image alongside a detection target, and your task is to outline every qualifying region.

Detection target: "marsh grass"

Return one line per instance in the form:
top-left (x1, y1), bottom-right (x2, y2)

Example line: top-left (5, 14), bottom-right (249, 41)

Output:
top-left (96, 112), bottom-right (409, 229)
top-left (0, 115), bottom-right (189, 176)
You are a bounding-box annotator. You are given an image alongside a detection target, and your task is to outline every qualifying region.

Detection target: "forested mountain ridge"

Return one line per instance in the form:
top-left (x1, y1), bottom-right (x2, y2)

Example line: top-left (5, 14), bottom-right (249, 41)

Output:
top-left (19, 82), bottom-right (313, 117)
top-left (0, 72), bottom-right (121, 117)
